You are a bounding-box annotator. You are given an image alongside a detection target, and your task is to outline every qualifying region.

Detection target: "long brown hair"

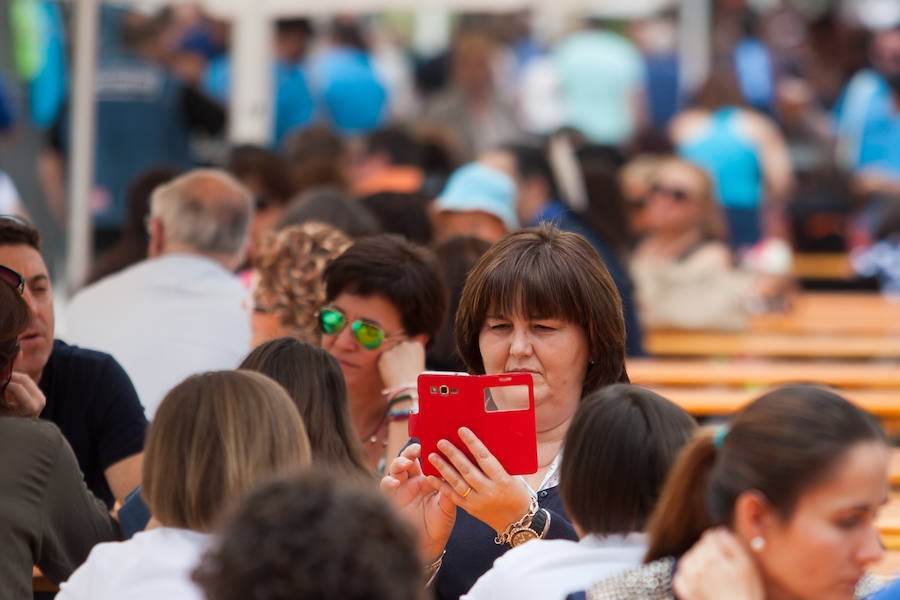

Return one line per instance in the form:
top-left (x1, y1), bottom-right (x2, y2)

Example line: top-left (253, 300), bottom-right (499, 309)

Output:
top-left (143, 370), bottom-right (312, 532)
top-left (240, 338), bottom-right (370, 480)
top-left (645, 385), bottom-right (885, 561)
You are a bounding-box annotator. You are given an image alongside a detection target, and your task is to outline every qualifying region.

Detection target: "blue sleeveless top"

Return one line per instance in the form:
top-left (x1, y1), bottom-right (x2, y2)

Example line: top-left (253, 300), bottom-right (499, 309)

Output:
top-left (678, 107), bottom-right (763, 210)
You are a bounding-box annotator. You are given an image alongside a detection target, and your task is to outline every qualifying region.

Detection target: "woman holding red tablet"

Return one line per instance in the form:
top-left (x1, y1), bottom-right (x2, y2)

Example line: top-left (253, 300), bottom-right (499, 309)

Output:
top-left (381, 224), bottom-right (630, 599)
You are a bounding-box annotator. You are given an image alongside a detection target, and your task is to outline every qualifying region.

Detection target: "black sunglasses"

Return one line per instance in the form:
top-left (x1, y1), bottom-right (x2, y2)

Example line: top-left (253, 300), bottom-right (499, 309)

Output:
top-left (0, 265), bottom-right (24, 294)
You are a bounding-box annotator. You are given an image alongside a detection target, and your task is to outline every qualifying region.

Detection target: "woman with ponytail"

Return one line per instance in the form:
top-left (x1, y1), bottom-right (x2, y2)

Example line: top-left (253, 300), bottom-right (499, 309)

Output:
top-left (573, 384), bottom-right (889, 600)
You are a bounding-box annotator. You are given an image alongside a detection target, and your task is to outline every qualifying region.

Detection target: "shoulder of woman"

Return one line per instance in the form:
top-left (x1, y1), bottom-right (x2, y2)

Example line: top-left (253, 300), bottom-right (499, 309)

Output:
top-left (581, 557), bottom-right (676, 600)
top-left (668, 110), bottom-right (708, 139)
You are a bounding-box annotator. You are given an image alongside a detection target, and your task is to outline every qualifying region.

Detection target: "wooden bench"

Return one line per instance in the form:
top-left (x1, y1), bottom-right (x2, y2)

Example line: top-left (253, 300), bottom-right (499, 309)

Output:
top-left (751, 292), bottom-right (900, 336)
top-left (645, 330), bottom-right (900, 359)
top-left (792, 253), bottom-right (855, 280)
top-left (646, 292), bottom-right (900, 359)
top-left (628, 358), bottom-right (900, 389)
top-left (643, 385), bottom-right (900, 418)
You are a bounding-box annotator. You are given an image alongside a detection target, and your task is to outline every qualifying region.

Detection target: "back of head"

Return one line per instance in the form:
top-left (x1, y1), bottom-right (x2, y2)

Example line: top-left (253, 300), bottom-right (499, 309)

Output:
top-left (645, 385), bottom-right (885, 561)
top-left (456, 224), bottom-right (628, 392)
top-left (359, 192), bottom-right (433, 246)
top-left (364, 127), bottom-right (422, 167)
top-left (239, 338), bottom-right (369, 479)
top-left (226, 144), bottom-right (295, 207)
top-left (427, 235), bottom-right (491, 372)
top-left (324, 235), bottom-right (448, 343)
top-left (252, 222), bottom-right (352, 343)
top-left (277, 187), bottom-right (380, 238)
top-left (149, 169), bottom-right (253, 258)
top-left (142, 370), bottom-right (312, 532)
top-left (690, 69), bottom-right (747, 111)
top-left (192, 471), bottom-right (423, 600)
top-left (560, 384), bottom-right (696, 536)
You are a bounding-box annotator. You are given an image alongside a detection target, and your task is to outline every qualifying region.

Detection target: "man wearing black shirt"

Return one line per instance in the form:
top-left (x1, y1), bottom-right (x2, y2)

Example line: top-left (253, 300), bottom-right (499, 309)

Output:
top-left (0, 217), bottom-right (146, 508)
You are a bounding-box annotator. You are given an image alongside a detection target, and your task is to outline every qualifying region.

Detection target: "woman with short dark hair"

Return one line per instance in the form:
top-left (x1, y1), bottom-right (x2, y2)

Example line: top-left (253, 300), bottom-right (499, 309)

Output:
top-left (320, 234), bottom-right (448, 472)
top-left (382, 224), bottom-right (629, 599)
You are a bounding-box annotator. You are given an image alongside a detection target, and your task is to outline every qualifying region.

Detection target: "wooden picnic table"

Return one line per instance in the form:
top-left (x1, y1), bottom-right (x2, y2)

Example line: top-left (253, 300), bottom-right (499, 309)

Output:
top-left (792, 252), bottom-right (855, 281)
top-left (627, 358), bottom-right (900, 389)
top-left (645, 385), bottom-right (900, 418)
top-left (645, 330), bottom-right (900, 359)
top-left (751, 292), bottom-right (900, 336)
top-left (646, 292), bottom-right (900, 358)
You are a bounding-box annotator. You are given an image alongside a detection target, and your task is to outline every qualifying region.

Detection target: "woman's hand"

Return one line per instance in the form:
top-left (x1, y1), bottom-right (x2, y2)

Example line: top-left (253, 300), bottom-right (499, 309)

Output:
top-left (378, 340), bottom-right (426, 391)
top-left (381, 443), bottom-right (456, 562)
top-left (427, 427), bottom-right (533, 534)
top-left (1, 372), bottom-right (46, 417)
top-left (673, 528), bottom-right (764, 600)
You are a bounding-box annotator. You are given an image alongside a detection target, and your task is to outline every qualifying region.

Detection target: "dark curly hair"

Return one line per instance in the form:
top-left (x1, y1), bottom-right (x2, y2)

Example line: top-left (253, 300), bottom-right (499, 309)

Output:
top-left (192, 470), bottom-right (424, 600)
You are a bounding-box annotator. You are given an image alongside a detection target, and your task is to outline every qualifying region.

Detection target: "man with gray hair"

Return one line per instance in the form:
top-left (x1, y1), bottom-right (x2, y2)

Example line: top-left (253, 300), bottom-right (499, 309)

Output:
top-left (66, 169), bottom-right (254, 418)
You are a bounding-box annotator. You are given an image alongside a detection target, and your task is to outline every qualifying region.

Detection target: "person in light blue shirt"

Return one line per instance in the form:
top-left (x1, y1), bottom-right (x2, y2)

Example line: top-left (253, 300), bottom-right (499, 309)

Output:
top-left (553, 22), bottom-right (646, 146)
top-left (834, 25), bottom-right (900, 183)
top-left (308, 18), bottom-right (388, 136)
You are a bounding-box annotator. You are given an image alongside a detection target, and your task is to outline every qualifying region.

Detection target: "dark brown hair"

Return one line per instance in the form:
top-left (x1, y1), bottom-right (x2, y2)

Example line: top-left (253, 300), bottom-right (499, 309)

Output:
top-left (560, 384), bottom-right (696, 536)
top-left (192, 470), bottom-right (423, 600)
top-left (239, 338), bottom-right (370, 480)
top-left (0, 269), bottom-right (29, 371)
top-left (428, 235), bottom-right (491, 372)
top-left (455, 224), bottom-right (629, 392)
top-left (324, 235), bottom-right (448, 344)
top-left (645, 385), bottom-right (885, 562)
top-left (0, 216), bottom-right (41, 250)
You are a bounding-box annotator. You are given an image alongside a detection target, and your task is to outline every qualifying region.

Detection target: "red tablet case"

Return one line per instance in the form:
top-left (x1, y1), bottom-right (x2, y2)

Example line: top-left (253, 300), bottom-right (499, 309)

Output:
top-left (408, 372), bottom-right (537, 477)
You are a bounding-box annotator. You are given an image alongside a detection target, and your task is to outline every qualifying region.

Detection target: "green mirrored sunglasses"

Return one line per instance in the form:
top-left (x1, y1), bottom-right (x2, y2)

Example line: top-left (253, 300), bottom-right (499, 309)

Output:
top-left (317, 307), bottom-right (399, 350)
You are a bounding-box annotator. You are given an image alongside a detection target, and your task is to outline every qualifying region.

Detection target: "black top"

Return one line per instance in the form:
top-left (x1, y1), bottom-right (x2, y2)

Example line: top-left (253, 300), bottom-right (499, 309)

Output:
top-left (435, 485), bottom-right (578, 600)
top-left (39, 339), bottom-right (148, 508)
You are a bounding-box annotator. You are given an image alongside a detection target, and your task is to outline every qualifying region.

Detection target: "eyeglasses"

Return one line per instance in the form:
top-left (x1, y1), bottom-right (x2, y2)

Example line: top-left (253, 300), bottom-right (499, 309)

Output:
top-left (317, 307), bottom-right (403, 350)
top-left (0, 265), bottom-right (24, 294)
top-left (649, 183), bottom-right (697, 204)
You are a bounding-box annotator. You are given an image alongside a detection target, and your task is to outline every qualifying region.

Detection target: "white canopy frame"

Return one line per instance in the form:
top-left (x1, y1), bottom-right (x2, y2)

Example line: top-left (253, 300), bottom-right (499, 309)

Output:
top-left (65, 0), bottom-right (709, 291)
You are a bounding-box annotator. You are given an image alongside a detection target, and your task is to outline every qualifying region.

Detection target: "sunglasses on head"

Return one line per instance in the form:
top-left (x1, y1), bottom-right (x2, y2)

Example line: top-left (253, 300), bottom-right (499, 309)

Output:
top-left (649, 183), bottom-right (695, 203)
top-left (317, 307), bottom-right (402, 350)
top-left (0, 265), bottom-right (24, 294)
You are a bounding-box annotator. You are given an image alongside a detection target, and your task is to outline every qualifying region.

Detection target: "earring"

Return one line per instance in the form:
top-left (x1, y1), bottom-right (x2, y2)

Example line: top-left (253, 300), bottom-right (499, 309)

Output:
top-left (750, 536), bottom-right (765, 552)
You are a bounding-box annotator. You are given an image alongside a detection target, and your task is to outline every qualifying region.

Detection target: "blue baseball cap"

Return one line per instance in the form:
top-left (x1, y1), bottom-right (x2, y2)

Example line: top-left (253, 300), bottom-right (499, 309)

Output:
top-left (436, 163), bottom-right (519, 233)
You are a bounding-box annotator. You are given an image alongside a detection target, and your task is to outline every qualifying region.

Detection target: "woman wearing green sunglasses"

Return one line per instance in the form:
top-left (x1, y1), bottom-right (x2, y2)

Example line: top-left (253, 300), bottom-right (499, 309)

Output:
top-left (320, 235), bottom-right (447, 473)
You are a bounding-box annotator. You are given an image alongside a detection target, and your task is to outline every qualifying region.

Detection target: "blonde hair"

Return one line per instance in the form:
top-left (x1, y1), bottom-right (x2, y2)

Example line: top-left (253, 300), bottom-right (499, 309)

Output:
top-left (619, 154), bottom-right (661, 193)
top-left (252, 222), bottom-right (352, 344)
top-left (656, 156), bottom-right (727, 241)
top-left (142, 370), bottom-right (312, 532)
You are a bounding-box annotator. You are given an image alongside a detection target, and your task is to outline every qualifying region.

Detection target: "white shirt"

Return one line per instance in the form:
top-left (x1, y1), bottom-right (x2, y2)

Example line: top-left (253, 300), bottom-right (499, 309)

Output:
top-left (56, 527), bottom-right (211, 600)
top-left (64, 253), bottom-right (251, 418)
top-left (0, 170), bottom-right (24, 215)
top-left (463, 533), bottom-right (647, 600)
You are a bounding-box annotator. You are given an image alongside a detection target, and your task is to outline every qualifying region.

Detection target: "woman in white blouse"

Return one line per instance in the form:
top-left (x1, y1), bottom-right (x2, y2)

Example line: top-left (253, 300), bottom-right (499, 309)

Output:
top-left (56, 370), bottom-right (312, 600)
top-left (463, 384), bottom-right (696, 600)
